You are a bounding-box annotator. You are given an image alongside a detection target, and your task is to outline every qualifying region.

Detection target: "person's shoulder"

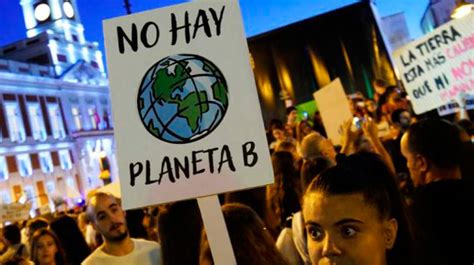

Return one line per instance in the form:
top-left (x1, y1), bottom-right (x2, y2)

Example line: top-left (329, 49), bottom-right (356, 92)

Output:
top-left (81, 247), bottom-right (107, 265)
top-left (131, 239), bottom-right (162, 264)
top-left (132, 238), bottom-right (161, 249)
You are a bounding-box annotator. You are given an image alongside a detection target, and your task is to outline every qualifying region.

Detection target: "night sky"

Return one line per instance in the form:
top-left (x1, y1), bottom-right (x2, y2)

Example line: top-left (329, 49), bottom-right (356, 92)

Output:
top-left (0, 0), bottom-right (429, 56)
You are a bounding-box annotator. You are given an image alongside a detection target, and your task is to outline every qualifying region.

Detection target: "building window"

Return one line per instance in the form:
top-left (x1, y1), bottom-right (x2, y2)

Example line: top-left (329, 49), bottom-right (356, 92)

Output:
top-left (72, 34), bottom-right (79, 42)
top-left (24, 186), bottom-right (37, 210)
top-left (46, 181), bottom-right (55, 194)
top-left (66, 177), bottom-right (80, 198)
top-left (0, 156), bottom-right (8, 181)
top-left (88, 107), bottom-right (100, 130)
top-left (1, 190), bottom-right (11, 204)
top-left (5, 101), bottom-right (26, 143)
top-left (102, 109), bottom-right (111, 129)
top-left (39, 151), bottom-right (53, 173)
top-left (66, 177), bottom-right (75, 188)
top-left (57, 54), bottom-right (68, 63)
top-left (71, 106), bottom-right (82, 131)
top-left (28, 103), bottom-right (47, 141)
top-left (47, 104), bottom-right (66, 139)
top-left (59, 150), bottom-right (72, 170)
top-left (17, 154), bottom-right (32, 177)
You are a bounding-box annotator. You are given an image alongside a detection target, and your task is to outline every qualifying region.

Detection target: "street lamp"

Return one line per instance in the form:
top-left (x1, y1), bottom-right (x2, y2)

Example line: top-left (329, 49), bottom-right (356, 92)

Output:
top-left (451, 0), bottom-right (474, 19)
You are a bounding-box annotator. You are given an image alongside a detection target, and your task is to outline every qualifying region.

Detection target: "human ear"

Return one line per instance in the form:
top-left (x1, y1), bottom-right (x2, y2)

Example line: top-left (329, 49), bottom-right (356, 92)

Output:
top-left (383, 218), bottom-right (398, 249)
top-left (416, 155), bottom-right (429, 183)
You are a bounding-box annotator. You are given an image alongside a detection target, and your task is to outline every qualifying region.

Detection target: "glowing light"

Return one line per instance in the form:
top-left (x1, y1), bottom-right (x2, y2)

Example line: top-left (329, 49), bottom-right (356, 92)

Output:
top-left (276, 64), bottom-right (294, 100)
top-left (249, 53), bottom-right (255, 69)
top-left (308, 47), bottom-right (330, 87)
top-left (95, 139), bottom-right (102, 154)
top-left (261, 80), bottom-right (274, 103)
top-left (63, 2), bottom-right (74, 18)
top-left (451, 3), bottom-right (473, 19)
top-left (19, 195), bottom-right (27, 204)
top-left (34, 3), bottom-right (51, 22)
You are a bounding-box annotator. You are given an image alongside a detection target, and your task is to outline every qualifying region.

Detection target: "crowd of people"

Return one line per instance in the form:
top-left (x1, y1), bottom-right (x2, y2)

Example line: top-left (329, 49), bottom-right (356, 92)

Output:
top-left (1, 79), bottom-right (473, 265)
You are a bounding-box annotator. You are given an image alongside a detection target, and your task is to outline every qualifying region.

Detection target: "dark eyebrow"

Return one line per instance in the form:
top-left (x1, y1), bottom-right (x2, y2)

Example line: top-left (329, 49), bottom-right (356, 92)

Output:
top-left (335, 218), bottom-right (363, 226)
top-left (304, 221), bottom-right (322, 227)
top-left (108, 203), bottom-right (119, 209)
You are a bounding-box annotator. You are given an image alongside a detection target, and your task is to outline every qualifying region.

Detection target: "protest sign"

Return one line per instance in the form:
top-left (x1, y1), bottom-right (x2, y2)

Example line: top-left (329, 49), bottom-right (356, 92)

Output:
top-left (437, 93), bottom-right (474, 116)
top-left (466, 93), bottom-right (474, 110)
top-left (103, 0), bottom-right (272, 210)
top-left (393, 13), bottom-right (474, 114)
top-left (437, 101), bottom-right (460, 116)
top-left (0, 202), bottom-right (32, 223)
top-left (104, 1), bottom-right (273, 263)
top-left (313, 78), bottom-right (353, 145)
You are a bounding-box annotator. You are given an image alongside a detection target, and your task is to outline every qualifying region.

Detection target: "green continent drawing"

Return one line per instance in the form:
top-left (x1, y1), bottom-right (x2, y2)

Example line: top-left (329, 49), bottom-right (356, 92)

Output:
top-left (138, 54), bottom-right (229, 144)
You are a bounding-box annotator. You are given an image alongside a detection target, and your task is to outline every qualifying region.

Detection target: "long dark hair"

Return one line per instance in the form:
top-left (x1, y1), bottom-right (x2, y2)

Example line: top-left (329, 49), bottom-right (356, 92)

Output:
top-left (31, 228), bottom-right (67, 265)
top-left (269, 151), bottom-right (301, 227)
top-left (50, 215), bottom-right (91, 265)
top-left (158, 200), bottom-right (203, 265)
top-left (304, 152), bottom-right (415, 265)
top-left (199, 203), bottom-right (288, 265)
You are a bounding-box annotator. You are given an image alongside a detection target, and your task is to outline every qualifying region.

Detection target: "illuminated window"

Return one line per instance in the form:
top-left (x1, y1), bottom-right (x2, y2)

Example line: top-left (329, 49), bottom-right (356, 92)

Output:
top-left (28, 103), bottom-right (47, 141)
top-left (66, 177), bottom-right (75, 188)
top-left (71, 106), bottom-right (82, 131)
top-left (5, 101), bottom-right (26, 143)
top-left (17, 154), bottom-right (32, 177)
top-left (24, 186), bottom-right (37, 210)
top-left (0, 190), bottom-right (11, 204)
top-left (0, 156), bottom-right (8, 181)
top-left (102, 139), bottom-right (113, 153)
top-left (47, 104), bottom-right (66, 139)
top-left (46, 181), bottom-right (55, 194)
top-left (59, 150), bottom-right (72, 170)
top-left (88, 107), bottom-right (99, 130)
top-left (39, 152), bottom-right (53, 173)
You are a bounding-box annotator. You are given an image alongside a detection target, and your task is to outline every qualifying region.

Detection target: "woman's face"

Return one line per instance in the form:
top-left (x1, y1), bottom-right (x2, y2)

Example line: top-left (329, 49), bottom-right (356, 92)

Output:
top-left (303, 192), bottom-right (397, 265)
top-left (36, 234), bottom-right (58, 265)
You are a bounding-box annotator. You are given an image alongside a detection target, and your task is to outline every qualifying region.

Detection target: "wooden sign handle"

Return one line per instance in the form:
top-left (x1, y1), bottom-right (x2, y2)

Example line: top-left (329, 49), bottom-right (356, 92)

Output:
top-left (198, 195), bottom-right (237, 265)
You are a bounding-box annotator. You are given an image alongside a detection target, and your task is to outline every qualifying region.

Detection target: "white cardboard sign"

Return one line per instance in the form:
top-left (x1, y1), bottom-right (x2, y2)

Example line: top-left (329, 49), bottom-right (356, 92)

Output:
top-left (0, 203), bottom-right (32, 223)
top-left (103, 0), bottom-right (273, 210)
top-left (393, 13), bottom-right (474, 114)
top-left (313, 78), bottom-right (352, 146)
top-left (437, 93), bottom-right (474, 116)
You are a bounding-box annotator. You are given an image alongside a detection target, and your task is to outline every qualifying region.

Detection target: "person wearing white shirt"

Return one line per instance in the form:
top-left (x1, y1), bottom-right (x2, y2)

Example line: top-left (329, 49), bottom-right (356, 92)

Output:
top-left (81, 192), bottom-right (162, 265)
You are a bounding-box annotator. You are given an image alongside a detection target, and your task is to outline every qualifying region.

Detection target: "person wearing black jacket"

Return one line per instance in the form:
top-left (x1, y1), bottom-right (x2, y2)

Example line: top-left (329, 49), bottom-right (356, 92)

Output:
top-left (401, 118), bottom-right (474, 265)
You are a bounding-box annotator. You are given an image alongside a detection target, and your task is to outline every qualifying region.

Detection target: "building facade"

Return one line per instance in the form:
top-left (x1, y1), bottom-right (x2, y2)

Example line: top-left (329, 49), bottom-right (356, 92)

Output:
top-left (421, 0), bottom-right (474, 34)
top-left (0, 0), bottom-right (117, 215)
top-left (380, 12), bottom-right (412, 51)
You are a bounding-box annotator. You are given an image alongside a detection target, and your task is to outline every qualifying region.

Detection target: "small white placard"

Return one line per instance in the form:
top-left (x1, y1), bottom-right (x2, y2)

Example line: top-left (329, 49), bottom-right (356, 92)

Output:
top-left (313, 78), bottom-right (353, 146)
